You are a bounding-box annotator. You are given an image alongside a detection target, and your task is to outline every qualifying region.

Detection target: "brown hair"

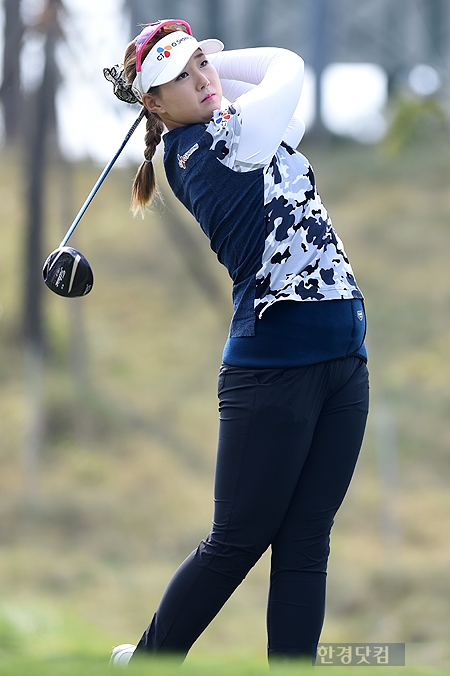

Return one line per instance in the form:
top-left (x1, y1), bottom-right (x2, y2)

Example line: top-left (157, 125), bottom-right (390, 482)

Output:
top-left (123, 23), bottom-right (190, 216)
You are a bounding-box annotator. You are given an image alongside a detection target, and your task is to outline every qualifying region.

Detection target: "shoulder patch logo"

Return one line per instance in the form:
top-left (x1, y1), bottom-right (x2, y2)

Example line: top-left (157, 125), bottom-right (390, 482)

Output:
top-left (177, 143), bottom-right (199, 169)
top-left (214, 105), bottom-right (236, 130)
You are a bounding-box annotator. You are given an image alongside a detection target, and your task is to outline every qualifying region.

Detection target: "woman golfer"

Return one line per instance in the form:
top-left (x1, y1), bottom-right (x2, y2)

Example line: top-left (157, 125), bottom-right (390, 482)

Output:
top-left (111, 18), bottom-right (369, 666)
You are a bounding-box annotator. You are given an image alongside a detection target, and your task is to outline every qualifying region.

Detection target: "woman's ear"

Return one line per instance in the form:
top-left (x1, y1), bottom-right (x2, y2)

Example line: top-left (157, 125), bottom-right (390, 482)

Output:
top-left (142, 93), bottom-right (165, 114)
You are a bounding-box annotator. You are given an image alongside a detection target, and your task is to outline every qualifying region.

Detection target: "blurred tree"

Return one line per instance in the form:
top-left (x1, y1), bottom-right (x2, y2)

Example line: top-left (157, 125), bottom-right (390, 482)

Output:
top-left (382, 1), bottom-right (407, 94)
top-left (22, 0), bottom-right (64, 503)
top-left (204, 0), bottom-right (226, 44)
top-left (0, 0), bottom-right (25, 143)
top-left (424, 0), bottom-right (447, 65)
top-left (23, 0), bottom-right (63, 345)
top-left (245, 0), bottom-right (268, 47)
top-left (124, 0), bottom-right (184, 37)
top-left (309, 0), bottom-right (333, 140)
top-left (125, 0), bottom-right (147, 35)
top-left (162, 0), bottom-right (183, 20)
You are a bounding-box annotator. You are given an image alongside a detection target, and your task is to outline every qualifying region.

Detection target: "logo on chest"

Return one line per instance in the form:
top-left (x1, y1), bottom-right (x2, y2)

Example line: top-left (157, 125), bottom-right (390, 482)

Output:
top-left (177, 143), bottom-right (199, 169)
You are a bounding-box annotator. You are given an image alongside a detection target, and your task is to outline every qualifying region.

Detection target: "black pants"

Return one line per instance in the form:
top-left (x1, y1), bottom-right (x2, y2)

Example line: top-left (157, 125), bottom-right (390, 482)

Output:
top-left (134, 356), bottom-right (369, 661)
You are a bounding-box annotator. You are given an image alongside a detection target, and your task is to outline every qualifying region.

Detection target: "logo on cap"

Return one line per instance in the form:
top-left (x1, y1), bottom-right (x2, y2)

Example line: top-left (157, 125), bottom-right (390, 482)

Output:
top-left (156, 35), bottom-right (192, 61)
top-left (157, 45), bottom-right (172, 60)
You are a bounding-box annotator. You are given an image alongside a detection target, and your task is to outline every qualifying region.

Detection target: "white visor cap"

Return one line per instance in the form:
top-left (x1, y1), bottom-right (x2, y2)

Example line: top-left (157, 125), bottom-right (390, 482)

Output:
top-left (132, 31), bottom-right (224, 99)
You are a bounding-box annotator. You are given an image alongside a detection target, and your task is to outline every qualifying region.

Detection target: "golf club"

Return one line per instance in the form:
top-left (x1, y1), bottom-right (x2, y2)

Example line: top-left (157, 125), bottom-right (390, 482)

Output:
top-left (43, 108), bottom-right (145, 297)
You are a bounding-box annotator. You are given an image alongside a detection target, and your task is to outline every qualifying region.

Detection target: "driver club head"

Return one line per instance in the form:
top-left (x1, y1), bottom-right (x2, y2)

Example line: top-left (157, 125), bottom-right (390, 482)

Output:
top-left (43, 246), bottom-right (94, 298)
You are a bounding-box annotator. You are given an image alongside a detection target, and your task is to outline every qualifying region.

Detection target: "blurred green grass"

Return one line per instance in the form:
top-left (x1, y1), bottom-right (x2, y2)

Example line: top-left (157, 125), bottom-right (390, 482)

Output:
top-left (0, 655), bottom-right (448, 676)
top-left (0, 127), bottom-right (449, 668)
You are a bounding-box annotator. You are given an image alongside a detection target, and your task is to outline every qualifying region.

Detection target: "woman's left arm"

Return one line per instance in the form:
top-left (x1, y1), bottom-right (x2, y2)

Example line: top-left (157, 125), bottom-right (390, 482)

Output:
top-left (209, 48), bottom-right (304, 165)
top-left (219, 77), bottom-right (305, 150)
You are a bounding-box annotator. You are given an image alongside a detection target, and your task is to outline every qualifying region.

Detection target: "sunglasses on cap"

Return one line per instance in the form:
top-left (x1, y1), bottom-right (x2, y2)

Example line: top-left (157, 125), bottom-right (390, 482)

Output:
top-left (135, 20), bottom-right (193, 73)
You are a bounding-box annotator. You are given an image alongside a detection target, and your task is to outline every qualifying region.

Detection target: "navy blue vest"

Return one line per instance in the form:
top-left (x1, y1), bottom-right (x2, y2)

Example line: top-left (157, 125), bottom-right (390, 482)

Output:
top-left (163, 118), bottom-right (366, 367)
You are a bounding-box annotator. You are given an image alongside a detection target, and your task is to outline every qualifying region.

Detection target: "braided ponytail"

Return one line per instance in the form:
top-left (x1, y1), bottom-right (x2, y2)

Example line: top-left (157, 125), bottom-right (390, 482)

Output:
top-left (130, 110), bottom-right (164, 216)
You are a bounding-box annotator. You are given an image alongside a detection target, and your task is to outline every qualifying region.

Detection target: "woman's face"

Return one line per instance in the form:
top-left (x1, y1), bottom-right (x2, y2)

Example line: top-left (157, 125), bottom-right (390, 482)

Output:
top-left (142, 49), bottom-right (222, 129)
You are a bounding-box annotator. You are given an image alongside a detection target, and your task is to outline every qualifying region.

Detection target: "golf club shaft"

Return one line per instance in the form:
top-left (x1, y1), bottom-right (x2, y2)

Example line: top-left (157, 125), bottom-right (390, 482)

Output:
top-left (60, 108), bottom-right (146, 247)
